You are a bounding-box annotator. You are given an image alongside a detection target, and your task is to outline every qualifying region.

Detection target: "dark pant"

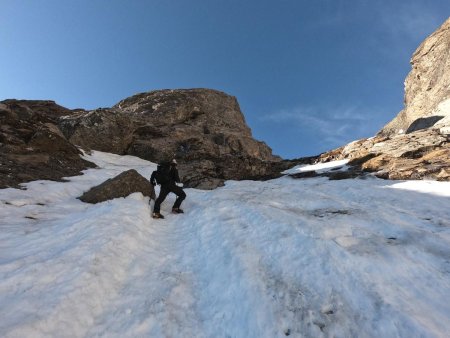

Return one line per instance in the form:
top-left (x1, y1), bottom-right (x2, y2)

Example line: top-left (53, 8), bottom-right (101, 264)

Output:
top-left (153, 184), bottom-right (186, 213)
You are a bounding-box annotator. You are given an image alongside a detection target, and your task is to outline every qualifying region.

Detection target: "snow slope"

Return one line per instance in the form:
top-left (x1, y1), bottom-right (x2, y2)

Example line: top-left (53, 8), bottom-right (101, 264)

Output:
top-left (1, 151), bottom-right (449, 338)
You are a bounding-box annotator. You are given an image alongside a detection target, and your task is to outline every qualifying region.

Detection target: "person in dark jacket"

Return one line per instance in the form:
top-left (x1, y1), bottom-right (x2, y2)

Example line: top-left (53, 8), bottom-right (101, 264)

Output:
top-left (150, 159), bottom-right (186, 219)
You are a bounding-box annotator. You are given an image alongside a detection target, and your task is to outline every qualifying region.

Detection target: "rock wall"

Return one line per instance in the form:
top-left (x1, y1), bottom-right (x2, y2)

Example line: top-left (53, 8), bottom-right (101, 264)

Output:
top-left (317, 17), bottom-right (450, 182)
top-left (60, 89), bottom-right (281, 189)
top-left (380, 17), bottom-right (450, 136)
top-left (0, 100), bottom-right (95, 189)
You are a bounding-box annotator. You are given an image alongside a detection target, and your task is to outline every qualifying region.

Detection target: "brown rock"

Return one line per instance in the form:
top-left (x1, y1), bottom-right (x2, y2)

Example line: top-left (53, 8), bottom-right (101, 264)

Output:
top-left (421, 148), bottom-right (449, 161)
top-left (0, 100), bottom-right (95, 189)
top-left (317, 128), bottom-right (449, 181)
top-left (1, 90), bottom-right (292, 190)
top-left (59, 108), bottom-right (134, 154)
top-left (317, 146), bottom-right (345, 162)
top-left (380, 18), bottom-right (450, 136)
top-left (316, 15), bottom-right (450, 185)
top-left (348, 153), bottom-right (378, 166)
top-left (437, 168), bottom-right (450, 180)
top-left (60, 89), bottom-right (282, 189)
top-left (78, 169), bottom-right (155, 203)
top-left (361, 155), bottom-right (392, 172)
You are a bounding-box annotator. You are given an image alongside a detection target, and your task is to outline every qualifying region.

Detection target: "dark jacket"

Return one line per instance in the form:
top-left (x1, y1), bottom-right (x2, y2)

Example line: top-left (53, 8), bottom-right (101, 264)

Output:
top-left (151, 163), bottom-right (180, 187)
top-left (169, 166), bottom-right (181, 184)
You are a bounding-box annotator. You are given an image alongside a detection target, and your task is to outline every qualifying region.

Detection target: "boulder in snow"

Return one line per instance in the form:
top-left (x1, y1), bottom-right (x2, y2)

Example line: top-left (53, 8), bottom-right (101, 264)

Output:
top-left (78, 169), bottom-right (155, 203)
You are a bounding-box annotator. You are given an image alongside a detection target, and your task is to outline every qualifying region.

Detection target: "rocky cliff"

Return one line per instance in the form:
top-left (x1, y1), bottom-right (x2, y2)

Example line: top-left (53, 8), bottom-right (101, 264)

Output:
top-left (59, 89), bottom-right (281, 189)
top-left (0, 100), bottom-right (95, 189)
top-left (1, 89), bottom-right (285, 190)
top-left (317, 17), bottom-right (450, 181)
top-left (380, 17), bottom-right (450, 135)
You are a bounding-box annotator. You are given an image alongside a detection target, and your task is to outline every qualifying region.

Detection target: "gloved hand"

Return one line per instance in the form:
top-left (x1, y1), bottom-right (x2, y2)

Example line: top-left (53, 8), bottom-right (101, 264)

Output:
top-left (176, 182), bottom-right (184, 188)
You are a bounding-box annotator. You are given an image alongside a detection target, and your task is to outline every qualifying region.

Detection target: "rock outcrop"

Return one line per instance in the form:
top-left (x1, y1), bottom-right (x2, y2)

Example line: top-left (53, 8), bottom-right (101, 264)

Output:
top-left (78, 169), bottom-right (155, 203)
top-left (60, 89), bottom-right (281, 189)
top-left (315, 17), bottom-right (450, 182)
top-left (1, 89), bottom-right (295, 190)
top-left (320, 129), bottom-right (449, 180)
top-left (0, 100), bottom-right (95, 189)
top-left (380, 17), bottom-right (450, 136)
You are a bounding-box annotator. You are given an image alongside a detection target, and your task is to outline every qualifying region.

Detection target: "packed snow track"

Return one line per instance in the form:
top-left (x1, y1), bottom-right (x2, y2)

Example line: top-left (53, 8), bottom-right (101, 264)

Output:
top-left (1, 151), bottom-right (449, 337)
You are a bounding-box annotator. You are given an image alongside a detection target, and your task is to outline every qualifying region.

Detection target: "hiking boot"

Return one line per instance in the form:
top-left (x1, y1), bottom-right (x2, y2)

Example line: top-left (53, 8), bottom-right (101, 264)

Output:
top-left (172, 208), bottom-right (184, 214)
top-left (152, 212), bottom-right (165, 219)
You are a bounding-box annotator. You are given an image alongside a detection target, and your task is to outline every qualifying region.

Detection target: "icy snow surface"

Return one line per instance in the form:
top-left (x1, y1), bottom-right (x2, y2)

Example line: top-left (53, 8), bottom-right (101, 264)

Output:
top-left (282, 159), bottom-right (349, 175)
top-left (1, 151), bottom-right (449, 337)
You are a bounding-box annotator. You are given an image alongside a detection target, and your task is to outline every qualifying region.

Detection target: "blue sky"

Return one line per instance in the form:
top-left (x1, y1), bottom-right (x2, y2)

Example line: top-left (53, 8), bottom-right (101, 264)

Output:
top-left (1, 1), bottom-right (449, 158)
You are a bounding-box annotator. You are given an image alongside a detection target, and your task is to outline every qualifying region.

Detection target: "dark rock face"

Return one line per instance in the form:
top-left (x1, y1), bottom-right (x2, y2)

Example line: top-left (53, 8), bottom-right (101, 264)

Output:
top-left (405, 116), bottom-right (445, 133)
top-left (1, 90), bottom-right (291, 190)
top-left (59, 108), bottom-right (134, 155)
top-left (60, 89), bottom-right (281, 189)
top-left (78, 169), bottom-right (155, 203)
top-left (0, 100), bottom-right (95, 189)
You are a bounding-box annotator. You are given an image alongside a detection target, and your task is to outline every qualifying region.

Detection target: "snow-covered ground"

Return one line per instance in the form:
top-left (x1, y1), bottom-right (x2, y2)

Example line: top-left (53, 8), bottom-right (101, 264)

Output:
top-left (1, 151), bottom-right (449, 338)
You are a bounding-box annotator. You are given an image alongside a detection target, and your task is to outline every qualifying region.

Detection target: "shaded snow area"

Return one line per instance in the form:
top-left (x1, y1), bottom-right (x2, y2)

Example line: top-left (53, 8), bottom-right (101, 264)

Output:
top-left (1, 151), bottom-right (450, 338)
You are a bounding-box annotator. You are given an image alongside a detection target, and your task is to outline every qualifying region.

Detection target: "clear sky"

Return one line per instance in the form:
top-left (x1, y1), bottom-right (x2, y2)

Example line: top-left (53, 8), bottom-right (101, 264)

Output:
top-left (1, 1), bottom-right (449, 158)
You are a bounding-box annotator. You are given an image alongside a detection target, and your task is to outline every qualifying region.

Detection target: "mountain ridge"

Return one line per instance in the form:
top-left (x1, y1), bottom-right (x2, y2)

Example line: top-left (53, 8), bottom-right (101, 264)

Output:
top-left (1, 90), bottom-right (298, 189)
top-left (1, 18), bottom-right (449, 188)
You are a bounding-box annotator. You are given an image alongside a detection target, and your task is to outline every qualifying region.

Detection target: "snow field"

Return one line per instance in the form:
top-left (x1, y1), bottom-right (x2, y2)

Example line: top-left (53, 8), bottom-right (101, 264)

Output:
top-left (1, 151), bottom-right (449, 337)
